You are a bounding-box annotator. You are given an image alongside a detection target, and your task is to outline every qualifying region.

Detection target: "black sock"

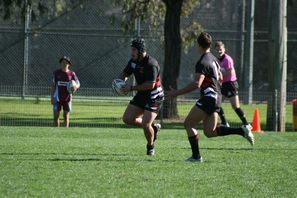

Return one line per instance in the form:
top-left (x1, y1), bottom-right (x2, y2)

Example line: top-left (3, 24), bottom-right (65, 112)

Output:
top-left (216, 126), bottom-right (245, 137)
top-left (147, 144), bottom-right (154, 150)
top-left (188, 135), bottom-right (201, 159)
top-left (235, 108), bottom-right (249, 125)
top-left (152, 124), bottom-right (157, 142)
top-left (218, 107), bottom-right (227, 125)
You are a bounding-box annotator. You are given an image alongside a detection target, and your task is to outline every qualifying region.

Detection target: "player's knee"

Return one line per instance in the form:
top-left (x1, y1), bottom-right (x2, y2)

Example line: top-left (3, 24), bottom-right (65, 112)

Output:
top-left (231, 100), bottom-right (240, 109)
top-left (63, 113), bottom-right (69, 119)
top-left (142, 121), bottom-right (151, 129)
top-left (231, 104), bottom-right (238, 110)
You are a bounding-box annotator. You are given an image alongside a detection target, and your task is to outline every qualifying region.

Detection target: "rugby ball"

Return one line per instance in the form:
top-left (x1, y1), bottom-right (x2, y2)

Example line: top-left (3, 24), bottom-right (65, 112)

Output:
top-left (67, 80), bottom-right (78, 94)
top-left (112, 79), bottom-right (126, 96)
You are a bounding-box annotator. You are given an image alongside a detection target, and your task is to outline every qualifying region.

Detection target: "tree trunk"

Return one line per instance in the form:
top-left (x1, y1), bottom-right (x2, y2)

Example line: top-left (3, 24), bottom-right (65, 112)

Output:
top-left (266, 0), bottom-right (287, 131)
top-left (162, 0), bottom-right (183, 119)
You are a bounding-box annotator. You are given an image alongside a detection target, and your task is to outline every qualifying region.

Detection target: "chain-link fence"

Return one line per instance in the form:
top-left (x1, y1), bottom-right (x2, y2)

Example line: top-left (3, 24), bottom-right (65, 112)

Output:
top-left (0, 0), bottom-right (251, 93)
top-left (0, 0), bottom-right (297, 130)
top-left (1, 86), bottom-right (297, 131)
top-left (1, 0), bottom-right (297, 93)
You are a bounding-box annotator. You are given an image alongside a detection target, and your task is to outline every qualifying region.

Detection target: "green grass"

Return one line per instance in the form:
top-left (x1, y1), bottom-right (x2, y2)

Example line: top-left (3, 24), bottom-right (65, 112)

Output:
top-left (0, 97), bottom-right (295, 130)
top-left (0, 98), bottom-right (127, 127)
top-left (0, 126), bottom-right (296, 197)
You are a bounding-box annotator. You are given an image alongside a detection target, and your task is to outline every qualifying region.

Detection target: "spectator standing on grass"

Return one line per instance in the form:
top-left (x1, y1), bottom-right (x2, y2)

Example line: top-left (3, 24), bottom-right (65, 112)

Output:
top-left (50, 56), bottom-right (80, 128)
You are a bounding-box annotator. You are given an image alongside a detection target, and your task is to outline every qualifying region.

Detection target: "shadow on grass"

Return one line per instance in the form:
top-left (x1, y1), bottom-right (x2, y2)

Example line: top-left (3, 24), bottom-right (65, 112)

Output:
top-left (163, 122), bottom-right (294, 131)
top-left (0, 117), bottom-right (130, 128)
top-left (1, 117), bottom-right (294, 131)
top-left (0, 152), bottom-right (183, 162)
top-left (163, 122), bottom-right (247, 130)
top-left (180, 147), bottom-right (297, 151)
top-left (5, 158), bottom-right (182, 163)
top-left (47, 158), bottom-right (155, 162)
top-left (0, 152), bottom-right (130, 156)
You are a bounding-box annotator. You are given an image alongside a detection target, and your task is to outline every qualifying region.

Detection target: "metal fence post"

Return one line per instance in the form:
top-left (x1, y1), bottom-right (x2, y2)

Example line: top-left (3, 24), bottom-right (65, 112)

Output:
top-left (274, 89), bottom-right (278, 131)
top-left (134, 17), bottom-right (141, 38)
top-left (239, 0), bottom-right (246, 89)
top-left (22, 2), bottom-right (31, 99)
top-left (131, 17), bottom-right (141, 97)
top-left (243, 0), bottom-right (254, 104)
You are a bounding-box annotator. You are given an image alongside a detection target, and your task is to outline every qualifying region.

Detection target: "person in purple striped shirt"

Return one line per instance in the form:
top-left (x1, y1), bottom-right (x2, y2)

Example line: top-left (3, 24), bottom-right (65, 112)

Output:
top-left (50, 56), bottom-right (80, 127)
top-left (215, 41), bottom-right (252, 129)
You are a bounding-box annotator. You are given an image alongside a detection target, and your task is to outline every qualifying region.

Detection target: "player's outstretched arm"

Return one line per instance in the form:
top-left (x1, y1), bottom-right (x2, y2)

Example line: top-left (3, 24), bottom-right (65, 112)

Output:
top-left (166, 73), bottom-right (205, 98)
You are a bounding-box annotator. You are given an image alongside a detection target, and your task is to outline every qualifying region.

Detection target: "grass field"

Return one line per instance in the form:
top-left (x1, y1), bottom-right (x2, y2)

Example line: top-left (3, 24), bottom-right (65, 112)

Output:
top-left (0, 126), bottom-right (297, 197)
top-left (0, 97), bottom-right (294, 130)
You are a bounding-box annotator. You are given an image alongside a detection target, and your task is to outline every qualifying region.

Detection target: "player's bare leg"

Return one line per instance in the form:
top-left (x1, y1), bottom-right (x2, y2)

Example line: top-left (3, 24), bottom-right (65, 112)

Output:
top-left (203, 112), bottom-right (219, 137)
top-left (53, 111), bottom-right (60, 127)
top-left (63, 111), bottom-right (70, 128)
top-left (122, 104), bottom-right (144, 127)
top-left (229, 95), bottom-right (250, 127)
top-left (204, 112), bottom-right (255, 145)
top-left (184, 106), bottom-right (207, 137)
top-left (142, 110), bottom-right (158, 155)
top-left (184, 106), bottom-right (206, 162)
top-left (229, 95), bottom-right (240, 109)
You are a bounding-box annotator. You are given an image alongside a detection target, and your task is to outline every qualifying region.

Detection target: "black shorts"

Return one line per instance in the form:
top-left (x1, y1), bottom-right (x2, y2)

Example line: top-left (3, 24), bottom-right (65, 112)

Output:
top-left (196, 96), bottom-right (220, 115)
top-left (221, 81), bottom-right (239, 98)
top-left (130, 88), bottom-right (164, 113)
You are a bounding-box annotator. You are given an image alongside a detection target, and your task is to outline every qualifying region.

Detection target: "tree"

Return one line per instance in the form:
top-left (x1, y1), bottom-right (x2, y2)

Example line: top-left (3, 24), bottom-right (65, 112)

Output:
top-left (113, 0), bottom-right (201, 118)
top-left (266, 0), bottom-right (287, 131)
top-left (0, 0), bottom-right (86, 23)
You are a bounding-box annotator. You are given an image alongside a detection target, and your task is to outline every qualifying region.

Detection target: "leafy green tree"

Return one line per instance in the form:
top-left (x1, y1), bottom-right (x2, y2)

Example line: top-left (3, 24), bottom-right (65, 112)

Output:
top-left (0, 0), bottom-right (86, 22)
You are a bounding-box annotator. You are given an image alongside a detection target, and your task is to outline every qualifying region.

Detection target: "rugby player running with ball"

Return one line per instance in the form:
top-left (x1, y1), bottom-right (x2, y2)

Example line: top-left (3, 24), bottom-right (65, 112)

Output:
top-left (119, 38), bottom-right (164, 156)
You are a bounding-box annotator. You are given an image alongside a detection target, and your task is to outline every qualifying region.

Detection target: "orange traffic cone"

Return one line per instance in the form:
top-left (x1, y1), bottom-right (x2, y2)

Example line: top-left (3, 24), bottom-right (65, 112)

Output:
top-left (252, 108), bottom-right (262, 132)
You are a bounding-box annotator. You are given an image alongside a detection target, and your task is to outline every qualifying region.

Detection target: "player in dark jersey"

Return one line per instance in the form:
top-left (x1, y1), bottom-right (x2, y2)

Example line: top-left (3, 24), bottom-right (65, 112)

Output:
top-left (50, 56), bottom-right (80, 128)
top-left (167, 32), bottom-right (254, 162)
top-left (215, 41), bottom-right (252, 129)
top-left (119, 38), bottom-right (164, 156)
